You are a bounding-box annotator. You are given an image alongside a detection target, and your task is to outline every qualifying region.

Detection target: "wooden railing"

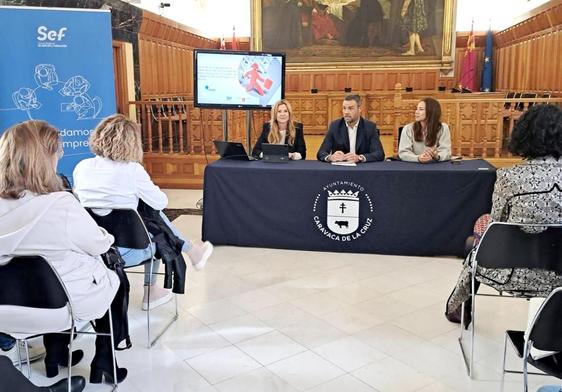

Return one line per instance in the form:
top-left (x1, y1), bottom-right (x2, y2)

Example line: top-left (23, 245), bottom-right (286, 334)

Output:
top-left (130, 89), bottom-right (562, 160)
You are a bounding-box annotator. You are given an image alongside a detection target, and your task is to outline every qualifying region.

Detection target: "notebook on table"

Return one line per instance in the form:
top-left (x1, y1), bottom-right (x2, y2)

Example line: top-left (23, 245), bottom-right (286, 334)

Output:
top-left (213, 140), bottom-right (257, 161)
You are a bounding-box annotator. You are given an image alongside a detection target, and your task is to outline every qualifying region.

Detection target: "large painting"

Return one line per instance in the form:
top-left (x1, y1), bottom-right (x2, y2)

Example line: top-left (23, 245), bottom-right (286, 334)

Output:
top-left (252, 0), bottom-right (455, 68)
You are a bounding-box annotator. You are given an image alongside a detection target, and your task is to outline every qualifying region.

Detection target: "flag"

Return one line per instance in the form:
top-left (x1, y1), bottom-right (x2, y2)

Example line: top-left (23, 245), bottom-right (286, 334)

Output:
top-left (459, 22), bottom-right (477, 91)
top-left (231, 25), bottom-right (238, 50)
top-left (480, 27), bottom-right (493, 92)
top-left (220, 35), bottom-right (226, 50)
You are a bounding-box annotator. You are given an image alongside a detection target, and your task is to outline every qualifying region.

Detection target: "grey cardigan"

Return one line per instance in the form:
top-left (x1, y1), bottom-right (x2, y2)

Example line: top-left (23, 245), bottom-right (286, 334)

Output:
top-left (398, 122), bottom-right (451, 162)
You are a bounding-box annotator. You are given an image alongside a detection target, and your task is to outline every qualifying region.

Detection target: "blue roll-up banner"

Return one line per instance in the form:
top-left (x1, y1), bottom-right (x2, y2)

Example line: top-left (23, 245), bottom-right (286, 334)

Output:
top-left (0, 6), bottom-right (116, 182)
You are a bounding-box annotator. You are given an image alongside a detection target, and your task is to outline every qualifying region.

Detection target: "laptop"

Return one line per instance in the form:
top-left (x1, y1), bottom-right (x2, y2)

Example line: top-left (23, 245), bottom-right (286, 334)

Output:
top-left (262, 144), bottom-right (289, 163)
top-left (213, 140), bottom-right (256, 161)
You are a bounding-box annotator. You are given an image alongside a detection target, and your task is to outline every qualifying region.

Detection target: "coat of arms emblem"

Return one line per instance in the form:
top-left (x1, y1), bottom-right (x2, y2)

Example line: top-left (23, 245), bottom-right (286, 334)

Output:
top-left (327, 189), bottom-right (359, 235)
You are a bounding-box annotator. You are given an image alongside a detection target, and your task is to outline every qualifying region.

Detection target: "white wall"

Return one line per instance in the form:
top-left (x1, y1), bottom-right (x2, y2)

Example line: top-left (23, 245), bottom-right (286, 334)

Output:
top-left (126, 0), bottom-right (552, 37)
top-left (456, 0), bottom-right (551, 31)
top-left (126, 0), bottom-right (251, 38)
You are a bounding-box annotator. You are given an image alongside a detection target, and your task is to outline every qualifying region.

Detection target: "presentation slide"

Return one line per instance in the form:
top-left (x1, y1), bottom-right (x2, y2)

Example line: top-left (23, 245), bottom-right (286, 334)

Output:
top-left (196, 52), bottom-right (284, 108)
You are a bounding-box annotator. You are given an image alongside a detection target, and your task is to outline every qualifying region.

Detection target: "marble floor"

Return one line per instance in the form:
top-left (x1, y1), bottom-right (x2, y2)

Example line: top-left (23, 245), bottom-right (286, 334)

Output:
top-left (21, 190), bottom-right (560, 392)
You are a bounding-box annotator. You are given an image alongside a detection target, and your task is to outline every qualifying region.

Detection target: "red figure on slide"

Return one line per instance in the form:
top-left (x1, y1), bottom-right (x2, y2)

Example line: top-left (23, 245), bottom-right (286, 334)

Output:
top-left (244, 63), bottom-right (267, 96)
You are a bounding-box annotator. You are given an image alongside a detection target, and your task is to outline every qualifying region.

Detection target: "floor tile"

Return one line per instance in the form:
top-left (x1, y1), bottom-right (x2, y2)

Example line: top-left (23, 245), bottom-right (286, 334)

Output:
top-left (312, 336), bottom-right (386, 372)
top-left (209, 313), bottom-right (273, 344)
top-left (352, 357), bottom-right (436, 392)
top-left (186, 346), bottom-right (262, 384)
top-left (308, 374), bottom-right (379, 392)
top-left (267, 351), bottom-right (345, 390)
top-left (213, 366), bottom-right (299, 392)
top-left (236, 331), bottom-right (307, 365)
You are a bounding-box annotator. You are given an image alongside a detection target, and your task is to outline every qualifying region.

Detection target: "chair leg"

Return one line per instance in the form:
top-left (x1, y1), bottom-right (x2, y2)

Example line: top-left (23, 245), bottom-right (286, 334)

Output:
top-left (469, 292), bottom-right (475, 378)
top-left (146, 259), bottom-right (154, 348)
top-left (15, 339), bottom-right (23, 372)
top-left (23, 340), bottom-right (31, 379)
top-left (144, 259), bottom-right (179, 348)
top-left (501, 332), bottom-right (508, 388)
top-left (523, 342), bottom-right (530, 392)
top-left (68, 325), bottom-right (75, 392)
top-left (108, 309), bottom-right (118, 391)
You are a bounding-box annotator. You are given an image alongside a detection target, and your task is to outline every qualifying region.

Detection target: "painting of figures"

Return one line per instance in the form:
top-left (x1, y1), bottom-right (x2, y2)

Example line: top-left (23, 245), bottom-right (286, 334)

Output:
top-left (258, 0), bottom-right (449, 64)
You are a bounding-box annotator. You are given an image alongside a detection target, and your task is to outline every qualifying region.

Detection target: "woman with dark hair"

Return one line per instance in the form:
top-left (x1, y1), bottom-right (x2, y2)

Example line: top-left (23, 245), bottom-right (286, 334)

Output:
top-left (252, 99), bottom-right (306, 160)
top-left (399, 97), bottom-right (451, 162)
top-left (445, 104), bottom-right (562, 325)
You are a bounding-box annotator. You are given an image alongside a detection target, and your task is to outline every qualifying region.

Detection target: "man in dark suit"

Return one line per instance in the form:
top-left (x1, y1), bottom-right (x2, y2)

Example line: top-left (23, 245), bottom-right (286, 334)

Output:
top-left (317, 95), bottom-right (385, 163)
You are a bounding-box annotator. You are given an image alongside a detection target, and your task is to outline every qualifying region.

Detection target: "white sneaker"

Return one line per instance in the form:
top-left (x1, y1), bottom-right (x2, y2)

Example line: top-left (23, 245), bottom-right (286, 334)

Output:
top-left (142, 285), bottom-right (173, 311)
top-left (188, 241), bottom-right (213, 271)
top-left (1, 341), bottom-right (45, 365)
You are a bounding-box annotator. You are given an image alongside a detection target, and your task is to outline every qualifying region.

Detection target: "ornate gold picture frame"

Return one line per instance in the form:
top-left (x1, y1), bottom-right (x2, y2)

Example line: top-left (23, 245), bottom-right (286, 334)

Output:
top-left (251, 0), bottom-right (455, 71)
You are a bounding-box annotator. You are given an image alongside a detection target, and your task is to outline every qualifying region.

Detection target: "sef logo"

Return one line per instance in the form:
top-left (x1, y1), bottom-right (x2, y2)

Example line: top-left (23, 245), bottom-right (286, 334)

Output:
top-left (37, 26), bottom-right (67, 41)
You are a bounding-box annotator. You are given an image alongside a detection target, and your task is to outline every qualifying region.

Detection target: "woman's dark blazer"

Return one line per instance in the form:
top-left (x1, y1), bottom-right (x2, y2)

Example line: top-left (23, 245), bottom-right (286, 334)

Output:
top-left (251, 122), bottom-right (306, 159)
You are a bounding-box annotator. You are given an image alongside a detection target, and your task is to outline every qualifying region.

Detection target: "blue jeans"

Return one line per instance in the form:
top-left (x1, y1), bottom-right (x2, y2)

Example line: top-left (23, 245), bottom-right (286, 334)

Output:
top-left (537, 387), bottom-right (562, 392)
top-left (0, 333), bottom-right (15, 351)
top-left (118, 211), bottom-right (192, 285)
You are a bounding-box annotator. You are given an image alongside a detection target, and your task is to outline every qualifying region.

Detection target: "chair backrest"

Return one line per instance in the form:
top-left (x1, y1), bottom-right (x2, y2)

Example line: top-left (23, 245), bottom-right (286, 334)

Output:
top-left (0, 256), bottom-right (68, 309)
top-left (85, 208), bottom-right (150, 249)
top-left (516, 93), bottom-right (538, 110)
top-left (475, 222), bottom-right (562, 274)
top-left (504, 92), bottom-right (516, 109)
top-left (528, 287), bottom-right (562, 351)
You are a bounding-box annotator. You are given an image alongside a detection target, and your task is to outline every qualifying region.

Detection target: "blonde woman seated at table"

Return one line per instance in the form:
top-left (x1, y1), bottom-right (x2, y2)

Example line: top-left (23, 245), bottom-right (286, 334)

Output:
top-left (398, 97), bottom-right (451, 162)
top-left (73, 114), bottom-right (213, 311)
top-left (252, 99), bottom-right (306, 160)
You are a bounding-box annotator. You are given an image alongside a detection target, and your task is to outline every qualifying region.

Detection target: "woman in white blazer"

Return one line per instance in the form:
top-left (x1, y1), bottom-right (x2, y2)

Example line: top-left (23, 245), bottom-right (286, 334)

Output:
top-left (73, 114), bottom-right (213, 311)
top-left (0, 121), bottom-right (126, 384)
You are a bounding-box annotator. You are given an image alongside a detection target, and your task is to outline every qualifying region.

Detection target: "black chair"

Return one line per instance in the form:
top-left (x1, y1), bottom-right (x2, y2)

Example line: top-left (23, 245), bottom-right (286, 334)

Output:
top-left (459, 222), bottom-right (562, 377)
top-left (85, 208), bottom-right (178, 348)
top-left (502, 287), bottom-right (562, 392)
top-left (0, 256), bottom-right (117, 390)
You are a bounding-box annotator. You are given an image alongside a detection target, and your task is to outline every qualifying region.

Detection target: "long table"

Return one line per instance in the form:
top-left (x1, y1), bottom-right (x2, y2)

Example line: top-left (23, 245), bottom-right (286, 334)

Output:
top-left (202, 159), bottom-right (496, 256)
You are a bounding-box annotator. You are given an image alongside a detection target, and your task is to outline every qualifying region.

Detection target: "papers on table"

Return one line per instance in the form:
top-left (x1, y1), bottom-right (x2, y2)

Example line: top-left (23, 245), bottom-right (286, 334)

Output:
top-left (331, 161), bottom-right (357, 167)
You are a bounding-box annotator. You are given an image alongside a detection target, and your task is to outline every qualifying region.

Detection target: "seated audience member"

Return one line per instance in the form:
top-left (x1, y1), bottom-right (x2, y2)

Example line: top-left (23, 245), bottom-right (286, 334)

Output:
top-left (73, 114), bottom-right (213, 310)
top-left (317, 94), bottom-right (385, 163)
top-left (445, 104), bottom-right (562, 326)
top-left (0, 121), bottom-right (127, 383)
top-left (398, 97), bottom-right (451, 162)
top-left (252, 99), bottom-right (306, 160)
top-left (537, 386), bottom-right (562, 392)
top-left (0, 355), bottom-right (85, 392)
top-left (0, 333), bottom-right (45, 364)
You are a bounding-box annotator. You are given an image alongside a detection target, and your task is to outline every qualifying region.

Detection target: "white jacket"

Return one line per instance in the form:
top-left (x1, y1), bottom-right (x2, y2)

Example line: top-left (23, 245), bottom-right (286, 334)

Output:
top-left (73, 156), bottom-right (168, 211)
top-left (0, 191), bottom-right (119, 334)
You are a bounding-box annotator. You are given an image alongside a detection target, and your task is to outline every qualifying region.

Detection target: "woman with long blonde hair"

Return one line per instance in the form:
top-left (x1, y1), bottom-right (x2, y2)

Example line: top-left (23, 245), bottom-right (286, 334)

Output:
top-left (252, 99), bottom-right (306, 160)
top-left (73, 114), bottom-right (213, 311)
top-left (0, 120), bottom-right (126, 385)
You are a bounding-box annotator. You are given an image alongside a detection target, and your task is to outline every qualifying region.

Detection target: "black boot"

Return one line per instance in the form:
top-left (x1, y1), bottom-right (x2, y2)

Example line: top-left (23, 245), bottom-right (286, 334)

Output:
top-left (43, 376), bottom-right (86, 392)
top-left (89, 311), bottom-right (127, 384)
top-left (43, 333), bottom-right (84, 378)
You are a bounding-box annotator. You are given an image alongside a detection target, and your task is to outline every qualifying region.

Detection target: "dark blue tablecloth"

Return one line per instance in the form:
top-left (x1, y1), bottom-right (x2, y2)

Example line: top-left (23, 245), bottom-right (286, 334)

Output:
top-left (202, 159), bottom-right (496, 256)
